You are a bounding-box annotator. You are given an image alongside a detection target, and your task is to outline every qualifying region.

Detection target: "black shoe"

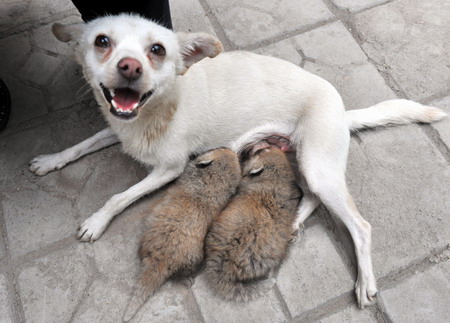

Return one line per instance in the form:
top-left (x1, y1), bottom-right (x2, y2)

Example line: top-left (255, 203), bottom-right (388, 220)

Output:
top-left (0, 78), bottom-right (11, 132)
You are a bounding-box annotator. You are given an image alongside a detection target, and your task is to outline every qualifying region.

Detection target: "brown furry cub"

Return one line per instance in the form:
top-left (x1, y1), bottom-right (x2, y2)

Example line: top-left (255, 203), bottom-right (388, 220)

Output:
top-left (124, 148), bottom-right (241, 321)
top-left (205, 146), bottom-right (302, 302)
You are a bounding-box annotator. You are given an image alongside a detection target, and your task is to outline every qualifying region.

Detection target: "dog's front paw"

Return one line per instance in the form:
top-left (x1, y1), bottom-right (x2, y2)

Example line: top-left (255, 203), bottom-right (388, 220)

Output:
top-left (355, 275), bottom-right (378, 308)
top-left (29, 153), bottom-right (67, 176)
top-left (77, 214), bottom-right (109, 242)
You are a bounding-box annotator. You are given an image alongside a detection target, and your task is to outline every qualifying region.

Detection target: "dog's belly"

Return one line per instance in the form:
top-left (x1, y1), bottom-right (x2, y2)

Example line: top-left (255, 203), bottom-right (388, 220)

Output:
top-left (173, 51), bottom-right (342, 150)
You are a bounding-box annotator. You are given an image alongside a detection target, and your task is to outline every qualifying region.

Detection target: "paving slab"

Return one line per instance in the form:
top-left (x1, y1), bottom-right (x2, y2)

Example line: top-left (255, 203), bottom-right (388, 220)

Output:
top-left (205, 0), bottom-right (333, 48)
top-left (318, 303), bottom-right (376, 323)
top-left (329, 0), bottom-right (387, 13)
top-left (170, 0), bottom-right (217, 36)
top-left (75, 277), bottom-right (203, 323)
top-left (291, 21), bottom-right (396, 109)
top-left (346, 125), bottom-right (450, 278)
top-left (75, 145), bottom-right (141, 219)
top-left (30, 16), bottom-right (82, 56)
top-left (0, 232), bottom-right (5, 262)
top-left (277, 221), bottom-right (354, 318)
top-left (192, 272), bottom-right (287, 323)
top-left (26, 0), bottom-right (77, 22)
top-left (1, 185), bottom-right (78, 258)
top-left (133, 280), bottom-right (202, 323)
top-left (353, 0), bottom-right (450, 100)
top-left (89, 198), bottom-right (149, 278)
top-left (17, 243), bottom-right (94, 323)
top-left (430, 96), bottom-right (450, 149)
top-left (0, 32), bottom-right (32, 78)
top-left (72, 276), bottom-right (134, 323)
top-left (2, 77), bottom-right (49, 126)
top-left (252, 39), bottom-right (303, 67)
top-left (0, 125), bottom-right (57, 185)
top-left (381, 261), bottom-right (450, 323)
top-left (20, 51), bottom-right (61, 87)
top-left (0, 0), bottom-right (29, 33)
top-left (0, 273), bottom-right (14, 323)
top-left (48, 60), bottom-right (87, 111)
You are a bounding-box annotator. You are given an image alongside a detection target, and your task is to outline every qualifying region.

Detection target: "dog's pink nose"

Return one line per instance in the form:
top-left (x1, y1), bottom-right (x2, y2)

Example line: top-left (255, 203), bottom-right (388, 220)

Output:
top-left (117, 57), bottom-right (143, 81)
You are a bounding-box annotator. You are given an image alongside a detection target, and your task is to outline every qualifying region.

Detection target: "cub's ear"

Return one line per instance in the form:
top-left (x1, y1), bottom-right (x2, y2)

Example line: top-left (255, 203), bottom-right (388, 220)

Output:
top-left (52, 23), bottom-right (85, 42)
top-left (176, 32), bottom-right (223, 71)
top-left (196, 159), bottom-right (213, 168)
top-left (249, 165), bottom-right (264, 176)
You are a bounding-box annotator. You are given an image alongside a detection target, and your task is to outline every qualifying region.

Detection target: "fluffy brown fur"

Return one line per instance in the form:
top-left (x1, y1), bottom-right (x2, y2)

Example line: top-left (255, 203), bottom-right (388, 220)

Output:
top-left (205, 146), bottom-right (302, 302)
top-left (123, 148), bottom-right (241, 321)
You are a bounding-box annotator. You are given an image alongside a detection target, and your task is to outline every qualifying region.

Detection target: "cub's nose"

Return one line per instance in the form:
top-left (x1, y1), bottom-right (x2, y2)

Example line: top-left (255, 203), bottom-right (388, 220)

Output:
top-left (117, 57), bottom-right (142, 81)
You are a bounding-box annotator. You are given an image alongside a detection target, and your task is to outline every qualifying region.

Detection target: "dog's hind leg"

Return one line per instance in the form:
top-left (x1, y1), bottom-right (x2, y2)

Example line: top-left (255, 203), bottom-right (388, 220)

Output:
top-left (292, 174), bottom-right (321, 232)
top-left (293, 109), bottom-right (377, 309)
top-left (29, 128), bottom-right (119, 175)
top-left (77, 163), bottom-right (186, 242)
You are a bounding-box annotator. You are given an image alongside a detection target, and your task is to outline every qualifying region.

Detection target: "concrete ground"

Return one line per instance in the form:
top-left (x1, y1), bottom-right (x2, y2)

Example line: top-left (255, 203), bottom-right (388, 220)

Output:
top-left (0, 0), bottom-right (449, 322)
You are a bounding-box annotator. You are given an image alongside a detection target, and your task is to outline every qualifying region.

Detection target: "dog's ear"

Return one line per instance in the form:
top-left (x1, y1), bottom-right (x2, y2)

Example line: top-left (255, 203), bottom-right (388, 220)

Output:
top-left (176, 32), bottom-right (223, 71)
top-left (52, 23), bottom-right (85, 42)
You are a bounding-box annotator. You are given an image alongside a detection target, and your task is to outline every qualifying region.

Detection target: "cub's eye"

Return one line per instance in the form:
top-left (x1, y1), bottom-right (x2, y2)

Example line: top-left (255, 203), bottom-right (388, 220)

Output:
top-left (95, 35), bottom-right (110, 48)
top-left (151, 44), bottom-right (166, 56)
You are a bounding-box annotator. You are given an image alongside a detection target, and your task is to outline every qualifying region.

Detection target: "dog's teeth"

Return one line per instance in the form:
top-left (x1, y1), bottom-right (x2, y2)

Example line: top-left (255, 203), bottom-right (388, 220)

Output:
top-left (132, 103), bottom-right (139, 110)
top-left (111, 100), bottom-right (118, 109)
top-left (110, 89), bottom-right (115, 97)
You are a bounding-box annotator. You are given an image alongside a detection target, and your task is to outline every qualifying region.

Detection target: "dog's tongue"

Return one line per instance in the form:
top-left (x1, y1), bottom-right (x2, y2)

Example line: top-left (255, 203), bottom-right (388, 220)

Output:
top-left (113, 88), bottom-right (140, 111)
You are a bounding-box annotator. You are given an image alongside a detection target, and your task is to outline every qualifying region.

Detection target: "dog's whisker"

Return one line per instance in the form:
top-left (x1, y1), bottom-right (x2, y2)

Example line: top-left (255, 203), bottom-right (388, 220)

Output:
top-left (75, 84), bottom-right (93, 99)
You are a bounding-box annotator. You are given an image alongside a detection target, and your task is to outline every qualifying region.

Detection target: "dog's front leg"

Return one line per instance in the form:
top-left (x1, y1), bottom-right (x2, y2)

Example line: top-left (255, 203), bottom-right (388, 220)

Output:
top-left (30, 128), bottom-right (119, 175)
top-left (77, 164), bottom-right (186, 242)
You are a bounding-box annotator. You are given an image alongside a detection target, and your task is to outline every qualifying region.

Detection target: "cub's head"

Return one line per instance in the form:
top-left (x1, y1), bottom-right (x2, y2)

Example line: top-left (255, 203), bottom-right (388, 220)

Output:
top-left (53, 14), bottom-right (222, 121)
top-left (242, 146), bottom-right (293, 183)
top-left (182, 148), bottom-right (242, 197)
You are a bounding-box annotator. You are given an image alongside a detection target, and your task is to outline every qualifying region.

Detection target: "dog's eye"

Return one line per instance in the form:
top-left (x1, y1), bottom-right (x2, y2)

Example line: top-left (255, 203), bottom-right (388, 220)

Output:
top-left (95, 35), bottom-right (110, 48)
top-left (151, 44), bottom-right (166, 56)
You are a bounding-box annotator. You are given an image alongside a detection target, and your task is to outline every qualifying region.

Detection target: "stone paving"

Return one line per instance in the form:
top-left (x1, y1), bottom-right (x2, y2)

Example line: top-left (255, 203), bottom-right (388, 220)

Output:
top-left (0, 0), bottom-right (449, 322)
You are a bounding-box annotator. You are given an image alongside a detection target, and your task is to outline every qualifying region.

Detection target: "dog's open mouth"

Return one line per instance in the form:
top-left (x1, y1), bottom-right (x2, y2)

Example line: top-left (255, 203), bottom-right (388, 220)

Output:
top-left (100, 83), bottom-right (153, 120)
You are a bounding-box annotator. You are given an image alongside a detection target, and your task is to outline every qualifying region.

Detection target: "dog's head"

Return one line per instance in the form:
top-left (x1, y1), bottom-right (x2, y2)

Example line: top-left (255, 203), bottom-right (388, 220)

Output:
top-left (53, 14), bottom-right (223, 121)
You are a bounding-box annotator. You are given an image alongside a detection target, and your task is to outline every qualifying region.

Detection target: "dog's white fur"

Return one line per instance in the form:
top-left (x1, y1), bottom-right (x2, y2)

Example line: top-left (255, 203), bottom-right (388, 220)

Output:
top-left (29, 14), bottom-right (446, 308)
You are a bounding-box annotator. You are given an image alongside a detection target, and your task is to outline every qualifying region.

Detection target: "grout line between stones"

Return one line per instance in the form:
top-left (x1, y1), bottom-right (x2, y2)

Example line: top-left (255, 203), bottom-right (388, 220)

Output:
top-left (196, 0), bottom-right (234, 51)
top-left (186, 287), bottom-right (207, 323)
top-left (323, 0), bottom-right (450, 164)
top-left (419, 124), bottom-right (450, 164)
top-left (0, 194), bottom-right (25, 323)
top-left (377, 245), bottom-right (450, 291)
top-left (10, 236), bottom-right (76, 269)
top-left (188, 284), bottom-right (208, 323)
top-left (272, 283), bottom-right (293, 322)
top-left (67, 254), bottom-right (99, 323)
top-left (374, 297), bottom-right (394, 323)
top-left (316, 207), bottom-right (358, 280)
top-left (0, 9), bottom-right (80, 39)
top-left (0, 98), bottom-right (93, 139)
top-left (289, 290), bottom-right (354, 322)
top-left (240, 17), bottom-right (339, 52)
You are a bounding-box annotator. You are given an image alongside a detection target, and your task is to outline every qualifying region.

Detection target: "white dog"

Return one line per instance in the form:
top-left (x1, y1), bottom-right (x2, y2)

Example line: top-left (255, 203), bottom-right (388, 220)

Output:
top-left (29, 14), bottom-right (446, 308)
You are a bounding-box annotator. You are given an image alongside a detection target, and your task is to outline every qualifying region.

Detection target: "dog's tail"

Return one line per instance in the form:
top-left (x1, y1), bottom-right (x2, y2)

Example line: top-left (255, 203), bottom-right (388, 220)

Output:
top-left (345, 99), bottom-right (447, 132)
top-left (123, 260), bottom-right (170, 322)
top-left (205, 258), bottom-right (276, 302)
